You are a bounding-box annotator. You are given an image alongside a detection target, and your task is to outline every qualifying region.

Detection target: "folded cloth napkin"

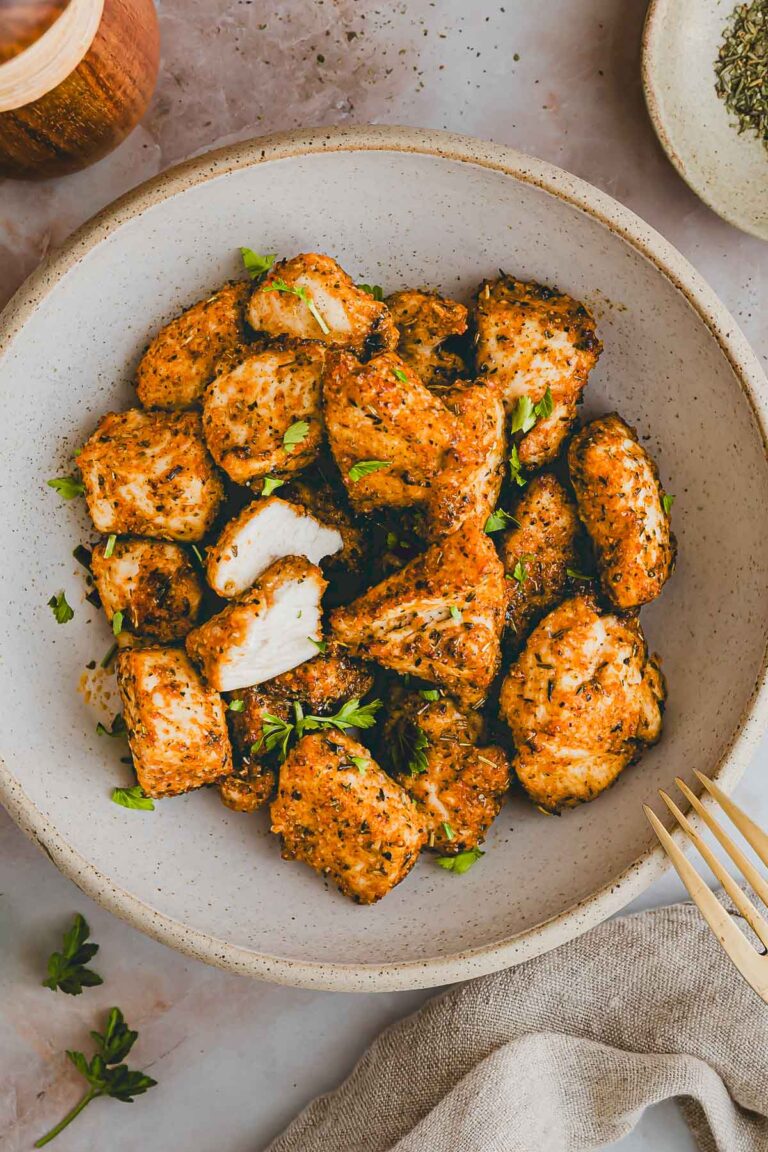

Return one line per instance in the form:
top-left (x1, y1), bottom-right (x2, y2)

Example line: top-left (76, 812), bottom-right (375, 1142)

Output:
top-left (267, 902), bottom-right (768, 1152)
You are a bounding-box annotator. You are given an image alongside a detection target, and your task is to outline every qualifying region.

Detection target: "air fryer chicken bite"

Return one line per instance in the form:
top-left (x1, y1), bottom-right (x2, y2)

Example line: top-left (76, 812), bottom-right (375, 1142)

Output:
top-left (248, 253), bottom-right (398, 355)
top-left (116, 647), bottom-right (232, 798)
top-left (78, 408), bottom-right (224, 541)
top-left (136, 281), bottom-right (249, 410)
top-left (287, 477), bottom-right (368, 580)
top-left (568, 414), bottom-right (676, 610)
top-left (218, 686), bottom-right (284, 813)
top-left (323, 349), bottom-right (458, 513)
top-left (262, 644), bottom-right (375, 711)
top-left (501, 474), bottom-right (582, 651)
top-left (204, 496), bottom-right (342, 599)
top-left (384, 692), bottom-right (510, 854)
top-left (474, 276), bottom-right (602, 468)
top-left (90, 536), bottom-right (203, 641)
top-left (271, 731), bottom-right (426, 904)
top-left (499, 594), bottom-right (665, 811)
top-left (201, 339), bottom-right (324, 484)
top-left (385, 289), bottom-right (468, 389)
top-left (330, 520), bottom-right (506, 706)
top-left (186, 556), bottom-right (327, 691)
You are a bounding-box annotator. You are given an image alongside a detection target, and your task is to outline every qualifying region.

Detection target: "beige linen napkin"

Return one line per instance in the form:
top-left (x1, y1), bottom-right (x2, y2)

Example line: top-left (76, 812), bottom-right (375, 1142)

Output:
top-left (267, 903), bottom-right (768, 1152)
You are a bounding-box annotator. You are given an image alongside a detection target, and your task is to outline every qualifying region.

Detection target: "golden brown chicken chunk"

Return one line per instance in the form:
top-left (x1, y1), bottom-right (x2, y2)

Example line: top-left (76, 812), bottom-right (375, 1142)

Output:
top-left (262, 645), bottom-right (375, 712)
top-left (474, 276), bottom-right (602, 468)
top-left (116, 647), bottom-right (232, 798)
top-left (90, 536), bottom-right (203, 641)
top-left (385, 289), bottom-right (468, 388)
top-left (218, 685), bottom-right (283, 812)
top-left (186, 556), bottom-right (328, 691)
top-left (568, 414), bottom-right (676, 610)
top-left (331, 520), bottom-right (506, 706)
top-left (248, 253), bottom-right (398, 356)
top-left (219, 770), bottom-right (275, 813)
top-left (79, 409), bottom-right (224, 541)
top-left (201, 339), bottom-right (324, 485)
top-left (136, 281), bottom-right (249, 410)
top-left (287, 477), bottom-right (368, 580)
top-left (385, 692), bottom-right (510, 854)
top-left (501, 474), bottom-right (582, 650)
top-left (424, 382), bottom-right (506, 540)
top-left (499, 595), bottom-right (665, 811)
top-left (271, 730), bottom-right (426, 904)
top-left (323, 349), bottom-right (458, 513)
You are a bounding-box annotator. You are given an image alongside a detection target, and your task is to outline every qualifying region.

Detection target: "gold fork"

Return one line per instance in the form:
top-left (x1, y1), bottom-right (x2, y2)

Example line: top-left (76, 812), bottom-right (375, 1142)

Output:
top-left (644, 770), bottom-right (768, 1003)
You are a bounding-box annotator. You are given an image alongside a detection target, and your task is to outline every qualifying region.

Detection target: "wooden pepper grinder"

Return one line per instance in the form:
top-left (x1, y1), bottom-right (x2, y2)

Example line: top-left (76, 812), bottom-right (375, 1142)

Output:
top-left (0, 0), bottom-right (159, 179)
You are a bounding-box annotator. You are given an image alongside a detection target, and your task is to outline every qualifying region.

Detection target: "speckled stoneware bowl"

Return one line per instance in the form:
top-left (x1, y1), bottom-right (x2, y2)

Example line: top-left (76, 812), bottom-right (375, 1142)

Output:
top-left (1, 126), bottom-right (767, 992)
top-left (643, 0), bottom-right (768, 239)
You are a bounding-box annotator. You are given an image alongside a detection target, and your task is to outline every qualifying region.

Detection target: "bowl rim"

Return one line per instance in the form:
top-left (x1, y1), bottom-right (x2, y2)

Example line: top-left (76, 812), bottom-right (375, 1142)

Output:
top-left (1, 123), bottom-right (767, 992)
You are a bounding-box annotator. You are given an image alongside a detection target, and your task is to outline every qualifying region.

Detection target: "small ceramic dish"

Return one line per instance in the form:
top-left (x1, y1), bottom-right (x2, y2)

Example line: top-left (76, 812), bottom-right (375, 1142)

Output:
top-left (1, 126), bottom-right (767, 991)
top-left (642, 0), bottom-right (768, 239)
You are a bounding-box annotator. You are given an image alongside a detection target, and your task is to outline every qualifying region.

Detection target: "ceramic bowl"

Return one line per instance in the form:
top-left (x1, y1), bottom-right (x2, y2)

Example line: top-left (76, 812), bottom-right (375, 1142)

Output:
top-left (642, 0), bottom-right (768, 239)
top-left (1, 126), bottom-right (767, 991)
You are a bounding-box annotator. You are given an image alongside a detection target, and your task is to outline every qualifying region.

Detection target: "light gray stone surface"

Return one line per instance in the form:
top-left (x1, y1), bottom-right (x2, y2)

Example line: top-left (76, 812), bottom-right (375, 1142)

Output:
top-left (0, 1), bottom-right (765, 1150)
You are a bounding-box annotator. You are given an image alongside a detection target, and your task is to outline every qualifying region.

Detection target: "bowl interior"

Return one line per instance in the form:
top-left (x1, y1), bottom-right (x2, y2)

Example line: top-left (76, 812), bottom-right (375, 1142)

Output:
top-left (1, 144), bottom-right (767, 984)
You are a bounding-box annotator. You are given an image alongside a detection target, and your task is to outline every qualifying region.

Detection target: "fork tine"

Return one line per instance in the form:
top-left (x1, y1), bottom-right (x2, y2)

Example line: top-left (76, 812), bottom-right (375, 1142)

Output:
top-left (676, 777), bottom-right (768, 909)
top-left (659, 790), bottom-right (768, 951)
top-left (694, 771), bottom-right (768, 868)
top-left (644, 805), bottom-right (759, 973)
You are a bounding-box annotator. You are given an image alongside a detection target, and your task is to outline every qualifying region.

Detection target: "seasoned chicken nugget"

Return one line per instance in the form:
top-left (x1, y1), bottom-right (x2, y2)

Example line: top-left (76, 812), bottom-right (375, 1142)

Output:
top-left (262, 645), bottom-right (374, 712)
top-left (499, 595), bottom-right (666, 811)
top-left (287, 477), bottom-right (368, 580)
top-left (90, 536), bottom-right (203, 641)
top-left (248, 253), bottom-right (397, 356)
top-left (568, 413), bottom-right (676, 609)
top-left (136, 281), bottom-right (249, 410)
top-left (271, 731), bottom-right (426, 904)
top-left (186, 556), bottom-right (327, 691)
top-left (79, 408), bottom-right (224, 541)
top-left (323, 349), bottom-right (458, 513)
top-left (116, 647), bottom-right (232, 798)
top-left (385, 692), bottom-right (510, 854)
top-left (330, 520), bottom-right (506, 706)
top-left (385, 288), bottom-right (468, 388)
top-left (202, 339), bottom-right (324, 485)
top-left (474, 276), bottom-right (602, 468)
top-left (219, 769), bottom-right (275, 813)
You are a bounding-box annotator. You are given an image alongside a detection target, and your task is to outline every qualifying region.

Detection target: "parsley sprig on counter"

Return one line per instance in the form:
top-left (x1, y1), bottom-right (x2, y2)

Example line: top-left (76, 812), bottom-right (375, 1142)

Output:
top-left (42, 914), bottom-right (103, 996)
top-left (256, 697), bottom-right (383, 762)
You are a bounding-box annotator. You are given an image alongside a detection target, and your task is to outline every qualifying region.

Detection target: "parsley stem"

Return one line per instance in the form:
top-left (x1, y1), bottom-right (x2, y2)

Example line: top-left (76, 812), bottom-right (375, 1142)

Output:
top-left (35, 1088), bottom-right (98, 1147)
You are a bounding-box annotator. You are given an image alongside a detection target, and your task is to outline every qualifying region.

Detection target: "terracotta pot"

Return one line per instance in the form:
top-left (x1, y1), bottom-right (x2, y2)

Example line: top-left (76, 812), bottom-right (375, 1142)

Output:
top-left (0, 0), bottom-right (159, 179)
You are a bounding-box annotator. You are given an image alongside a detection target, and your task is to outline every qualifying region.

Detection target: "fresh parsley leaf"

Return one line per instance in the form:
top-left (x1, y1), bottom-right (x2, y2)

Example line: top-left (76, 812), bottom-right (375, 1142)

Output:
top-left (263, 278), bottom-right (330, 334)
top-left (228, 699), bottom-right (245, 713)
top-left (436, 847), bottom-right (484, 874)
top-left (393, 367), bottom-right (408, 383)
top-left (317, 697), bottom-right (383, 733)
top-left (42, 913), bottom-right (103, 996)
top-left (449, 605), bottom-right (462, 622)
top-left (104, 534), bottom-right (117, 559)
top-left (662, 493), bottom-right (675, 515)
top-left (509, 443), bottom-right (526, 487)
top-left (34, 1007), bottom-right (157, 1147)
top-left (534, 386), bottom-right (553, 421)
top-left (97, 713), bottom-right (126, 738)
top-left (191, 544), bottom-right (205, 565)
top-left (348, 460), bottom-right (391, 483)
top-left (485, 508), bottom-right (518, 533)
top-left (47, 476), bottom-right (84, 500)
top-left (349, 755), bottom-right (369, 774)
top-left (283, 420), bottom-right (310, 452)
top-left (510, 395), bottom-right (536, 434)
top-left (406, 726), bottom-right (429, 776)
top-left (442, 822), bottom-right (456, 842)
top-left (111, 786), bottom-right (154, 811)
top-left (566, 568), bottom-right (591, 581)
top-left (240, 248), bottom-right (276, 280)
top-left (358, 283), bottom-right (384, 300)
top-left (511, 555), bottom-right (533, 585)
top-left (257, 697), bottom-right (384, 761)
top-left (111, 610), bottom-right (124, 636)
top-left (262, 475), bottom-right (285, 497)
top-left (48, 592), bottom-right (74, 624)
top-left (308, 636), bottom-right (328, 653)
top-left (419, 689), bottom-right (440, 701)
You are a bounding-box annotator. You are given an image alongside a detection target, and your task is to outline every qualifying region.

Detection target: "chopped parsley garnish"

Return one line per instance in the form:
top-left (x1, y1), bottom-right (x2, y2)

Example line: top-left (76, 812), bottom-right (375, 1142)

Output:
top-left (535, 386), bottom-right (554, 420)
top-left (97, 713), bottom-right (126, 738)
top-left (111, 610), bottom-right (124, 637)
top-left (511, 554), bottom-right (533, 585)
top-left (348, 459), bottom-right (391, 483)
top-left (283, 420), bottom-right (310, 452)
top-left (308, 636), bottom-right (328, 653)
top-left (47, 476), bottom-right (84, 500)
top-left (263, 278), bottom-right (330, 335)
top-left (111, 786), bottom-right (154, 811)
top-left (104, 534), bottom-right (117, 559)
top-left (566, 568), bottom-right (591, 581)
top-left (240, 248), bottom-right (276, 281)
top-left (349, 755), bottom-right (369, 774)
top-left (509, 443), bottom-right (526, 487)
top-left (449, 605), bottom-right (462, 622)
top-left (419, 689), bottom-right (441, 701)
top-left (358, 283), bottom-right (384, 300)
top-left (191, 544), bottom-right (205, 566)
top-left (393, 367), bottom-right (408, 383)
top-left (48, 591), bottom-right (74, 624)
top-left (510, 387), bottom-right (553, 434)
top-left (436, 847), bottom-right (484, 874)
top-left (442, 822), bottom-right (456, 841)
top-left (485, 508), bottom-right (519, 533)
top-left (262, 475), bottom-right (285, 497)
top-left (228, 699), bottom-right (245, 713)
top-left (662, 493), bottom-right (675, 515)
top-left (256, 697), bottom-right (384, 761)
top-left (42, 913), bottom-right (102, 996)
top-left (407, 726), bottom-right (430, 776)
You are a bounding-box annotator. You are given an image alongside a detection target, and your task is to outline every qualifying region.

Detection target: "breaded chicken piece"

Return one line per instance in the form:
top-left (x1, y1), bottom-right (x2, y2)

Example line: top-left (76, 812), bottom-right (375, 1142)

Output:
top-left (136, 281), bottom-right (249, 410)
top-left (287, 477), bottom-right (368, 579)
top-left (186, 557), bottom-right (327, 691)
top-left (385, 692), bottom-right (510, 854)
top-left (90, 536), bottom-right (203, 641)
top-left (323, 349), bottom-right (458, 513)
top-left (116, 647), bottom-right (232, 798)
top-left (501, 475), bottom-right (582, 650)
top-left (202, 339), bottom-right (324, 484)
top-left (424, 382), bottom-right (506, 540)
top-left (330, 520), bottom-right (506, 706)
top-left (218, 685), bottom-right (284, 812)
top-left (204, 496), bottom-right (342, 598)
top-left (219, 770), bottom-right (275, 813)
top-left (568, 414), bottom-right (676, 609)
top-left (271, 730), bottom-right (426, 904)
top-left (474, 276), bottom-right (602, 468)
top-left (499, 595), bottom-right (666, 811)
top-left (248, 253), bottom-right (398, 356)
top-left (385, 289), bottom-right (468, 389)
top-left (79, 409), bottom-right (224, 542)
top-left (262, 644), bottom-right (375, 712)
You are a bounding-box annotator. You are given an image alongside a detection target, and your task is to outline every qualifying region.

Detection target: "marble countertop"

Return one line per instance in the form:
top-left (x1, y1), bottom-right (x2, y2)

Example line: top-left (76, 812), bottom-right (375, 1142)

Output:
top-left (1, 2), bottom-right (766, 1150)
